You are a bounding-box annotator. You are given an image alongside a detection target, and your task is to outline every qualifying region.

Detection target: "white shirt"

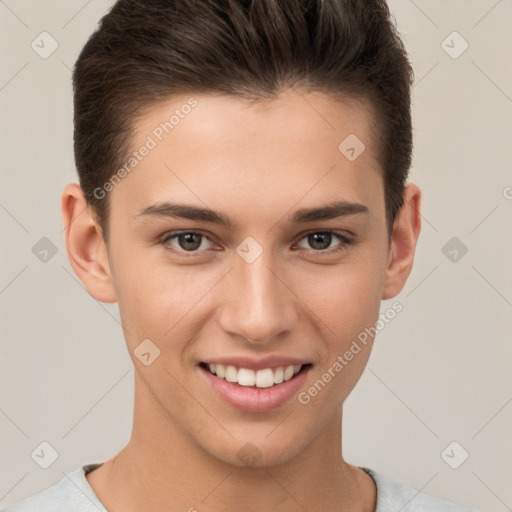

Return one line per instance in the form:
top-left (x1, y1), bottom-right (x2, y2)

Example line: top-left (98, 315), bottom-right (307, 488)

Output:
top-left (1, 463), bottom-right (479, 511)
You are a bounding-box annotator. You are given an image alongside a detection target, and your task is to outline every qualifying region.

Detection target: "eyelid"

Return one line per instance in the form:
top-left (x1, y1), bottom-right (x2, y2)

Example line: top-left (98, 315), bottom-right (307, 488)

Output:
top-left (159, 229), bottom-right (217, 253)
top-left (296, 228), bottom-right (353, 241)
top-left (293, 229), bottom-right (354, 251)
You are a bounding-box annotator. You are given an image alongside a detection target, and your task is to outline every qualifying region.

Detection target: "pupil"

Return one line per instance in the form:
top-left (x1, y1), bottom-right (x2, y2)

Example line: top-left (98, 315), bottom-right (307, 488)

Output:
top-left (309, 232), bottom-right (331, 250)
top-left (180, 233), bottom-right (201, 251)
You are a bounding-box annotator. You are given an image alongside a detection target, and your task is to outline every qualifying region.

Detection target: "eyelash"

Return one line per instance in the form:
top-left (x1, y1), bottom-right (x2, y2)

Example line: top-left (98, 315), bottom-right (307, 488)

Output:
top-left (158, 230), bottom-right (355, 258)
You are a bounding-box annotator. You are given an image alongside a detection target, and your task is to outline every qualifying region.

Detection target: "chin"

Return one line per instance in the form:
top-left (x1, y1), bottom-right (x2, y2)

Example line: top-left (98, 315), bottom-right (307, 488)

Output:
top-left (199, 431), bottom-right (309, 469)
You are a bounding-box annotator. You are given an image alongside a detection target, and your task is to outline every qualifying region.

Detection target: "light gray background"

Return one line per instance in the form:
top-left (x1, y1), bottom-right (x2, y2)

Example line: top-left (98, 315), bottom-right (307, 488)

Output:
top-left (1, 1), bottom-right (511, 510)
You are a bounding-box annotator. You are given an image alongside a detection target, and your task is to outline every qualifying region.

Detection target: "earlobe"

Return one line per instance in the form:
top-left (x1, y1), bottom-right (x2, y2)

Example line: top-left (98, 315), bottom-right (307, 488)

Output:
top-left (61, 183), bottom-right (117, 303)
top-left (381, 184), bottom-right (421, 300)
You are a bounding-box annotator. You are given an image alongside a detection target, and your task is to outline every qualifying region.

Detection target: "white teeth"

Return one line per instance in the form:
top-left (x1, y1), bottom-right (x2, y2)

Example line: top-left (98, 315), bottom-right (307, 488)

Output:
top-left (255, 368), bottom-right (274, 388)
top-left (273, 366), bottom-right (284, 384)
top-left (225, 365), bottom-right (238, 383)
top-left (215, 364), bottom-right (225, 378)
top-left (206, 363), bottom-right (303, 388)
top-left (238, 368), bottom-right (255, 386)
top-left (283, 365), bottom-right (295, 381)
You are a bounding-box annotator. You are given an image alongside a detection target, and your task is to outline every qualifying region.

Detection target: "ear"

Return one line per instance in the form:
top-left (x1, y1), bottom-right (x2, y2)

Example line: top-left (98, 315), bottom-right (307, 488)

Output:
top-left (381, 183), bottom-right (421, 300)
top-left (61, 183), bottom-right (117, 303)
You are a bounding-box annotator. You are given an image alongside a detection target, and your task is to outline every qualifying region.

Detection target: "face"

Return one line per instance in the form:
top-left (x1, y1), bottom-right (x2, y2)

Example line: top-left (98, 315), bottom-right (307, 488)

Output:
top-left (72, 88), bottom-right (409, 467)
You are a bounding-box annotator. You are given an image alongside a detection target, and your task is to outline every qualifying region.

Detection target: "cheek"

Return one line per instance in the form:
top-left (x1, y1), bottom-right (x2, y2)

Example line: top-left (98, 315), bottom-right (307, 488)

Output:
top-left (295, 266), bottom-right (383, 411)
top-left (295, 254), bottom-right (384, 398)
top-left (112, 251), bottom-right (217, 345)
top-left (299, 254), bottom-right (384, 338)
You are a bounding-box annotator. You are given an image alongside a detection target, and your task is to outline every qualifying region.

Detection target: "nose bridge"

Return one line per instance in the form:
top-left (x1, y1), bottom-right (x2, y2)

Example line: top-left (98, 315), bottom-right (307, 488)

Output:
top-left (219, 245), bottom-right (296, 343)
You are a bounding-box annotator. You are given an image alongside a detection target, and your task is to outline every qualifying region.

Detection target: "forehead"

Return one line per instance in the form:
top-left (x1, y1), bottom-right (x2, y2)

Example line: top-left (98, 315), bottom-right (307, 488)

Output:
top-left (134, 88), bottom-right (377, 156)
top-left (111, 88), bottom-right (384, 221)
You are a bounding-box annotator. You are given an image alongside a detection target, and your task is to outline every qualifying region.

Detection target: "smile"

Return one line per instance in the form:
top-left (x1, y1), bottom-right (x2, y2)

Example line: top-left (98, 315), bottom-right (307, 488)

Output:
top-left (198, 360), bottom-right (313, 412)
top-left (200, 362), bottom-right (309, 388)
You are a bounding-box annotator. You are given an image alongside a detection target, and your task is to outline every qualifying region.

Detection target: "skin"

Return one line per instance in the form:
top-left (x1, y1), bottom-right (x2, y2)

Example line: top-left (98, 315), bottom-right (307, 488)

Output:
top-left (62, 88), bottom-right (421, 512)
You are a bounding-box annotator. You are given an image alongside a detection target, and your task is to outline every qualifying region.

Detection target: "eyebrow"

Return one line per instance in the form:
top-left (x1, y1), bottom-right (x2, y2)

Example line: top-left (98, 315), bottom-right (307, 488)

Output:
top-left (135, 199), bottom-right (369, 229)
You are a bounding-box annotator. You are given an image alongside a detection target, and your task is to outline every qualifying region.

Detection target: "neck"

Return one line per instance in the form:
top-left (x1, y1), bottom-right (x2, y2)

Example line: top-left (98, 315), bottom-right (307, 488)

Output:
top-left (87, 374), bottom-right (376, 511)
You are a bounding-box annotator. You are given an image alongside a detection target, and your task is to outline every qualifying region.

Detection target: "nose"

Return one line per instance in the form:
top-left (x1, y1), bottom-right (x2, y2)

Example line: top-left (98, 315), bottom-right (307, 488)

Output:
top-left (218, 249), bottom-right (298, 345)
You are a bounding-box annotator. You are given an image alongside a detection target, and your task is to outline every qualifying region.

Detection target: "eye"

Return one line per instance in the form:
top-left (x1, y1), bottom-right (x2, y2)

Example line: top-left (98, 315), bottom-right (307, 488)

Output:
top-left (159, 231), bottom-right (215, 255)
top-left (295, 230), bottom-right (354, 255)
top-left (158, 229), bottom-right (355, 258)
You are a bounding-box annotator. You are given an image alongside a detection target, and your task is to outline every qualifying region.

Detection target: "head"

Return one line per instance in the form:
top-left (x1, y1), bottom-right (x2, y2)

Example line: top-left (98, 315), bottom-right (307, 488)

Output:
top-left (63, 0), bottom-right (421, 468)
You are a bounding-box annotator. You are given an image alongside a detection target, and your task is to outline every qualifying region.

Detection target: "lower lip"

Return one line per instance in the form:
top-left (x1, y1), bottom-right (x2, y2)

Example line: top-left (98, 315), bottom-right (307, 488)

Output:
top-left (199, 365), bottom-right (311, 413)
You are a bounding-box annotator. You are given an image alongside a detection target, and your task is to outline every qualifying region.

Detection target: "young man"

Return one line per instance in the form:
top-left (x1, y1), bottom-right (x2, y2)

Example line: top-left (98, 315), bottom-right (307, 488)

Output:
top-left (3, 0), bottom-right (478, 511)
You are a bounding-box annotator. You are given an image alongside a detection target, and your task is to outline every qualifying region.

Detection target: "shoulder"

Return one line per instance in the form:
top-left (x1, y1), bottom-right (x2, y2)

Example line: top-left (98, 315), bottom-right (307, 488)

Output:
top-left (1, 464), bottom-right (106, 512)
top-left (361, 467), bottom-right (479, 512)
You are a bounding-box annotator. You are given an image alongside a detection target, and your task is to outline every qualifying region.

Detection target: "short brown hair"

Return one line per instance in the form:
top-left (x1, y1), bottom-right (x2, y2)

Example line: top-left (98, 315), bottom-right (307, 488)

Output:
top-left (73, 0), bottom-right (414, 243)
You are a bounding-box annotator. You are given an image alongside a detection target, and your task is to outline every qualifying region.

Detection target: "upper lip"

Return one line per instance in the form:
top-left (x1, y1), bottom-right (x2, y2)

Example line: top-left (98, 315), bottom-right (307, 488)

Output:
top-left (201, 355), bottom-right (311, 372)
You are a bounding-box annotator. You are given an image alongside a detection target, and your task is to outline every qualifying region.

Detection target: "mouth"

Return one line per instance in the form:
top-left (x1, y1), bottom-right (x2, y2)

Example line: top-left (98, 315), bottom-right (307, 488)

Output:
top-left (198, 361), bottom-right (313, 412)
top-left (199, 362), bottom-right (312, 388)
